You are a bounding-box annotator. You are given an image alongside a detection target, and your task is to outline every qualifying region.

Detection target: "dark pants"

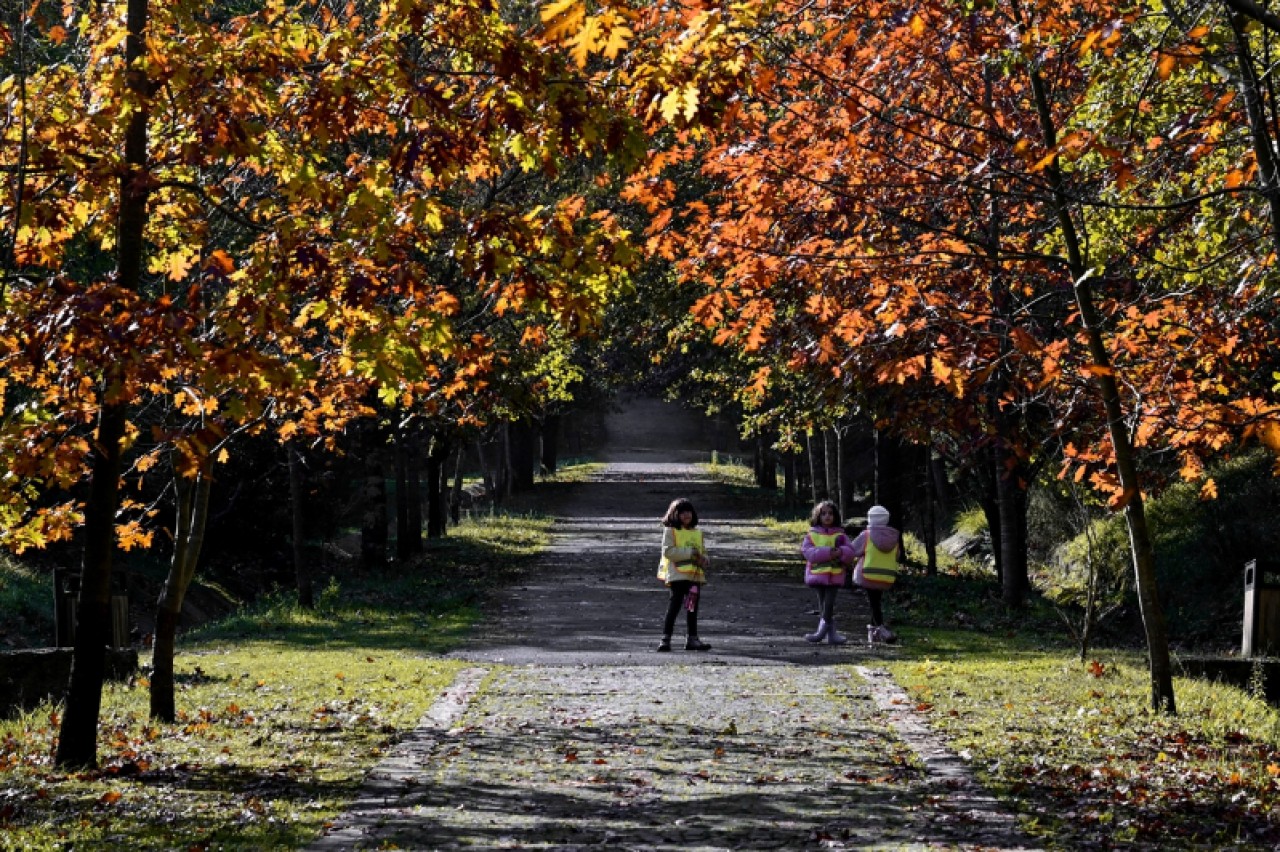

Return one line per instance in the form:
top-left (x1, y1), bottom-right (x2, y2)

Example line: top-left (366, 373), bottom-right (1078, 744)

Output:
top-left (662, 580), bottom-right (700, 637)
top-left (813, 586), bottom-right (838, 621)
top-left (867, 589), bottom-right (884, 626)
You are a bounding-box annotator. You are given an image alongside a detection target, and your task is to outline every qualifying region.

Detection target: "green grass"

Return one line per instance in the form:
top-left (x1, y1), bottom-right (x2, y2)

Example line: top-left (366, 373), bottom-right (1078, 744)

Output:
top-left (0, 512), bottom-right (551, 851)
top-left (871, 573), bottom-right (1280, 849)
top-left (880, 644), bottom-right (1280, 847)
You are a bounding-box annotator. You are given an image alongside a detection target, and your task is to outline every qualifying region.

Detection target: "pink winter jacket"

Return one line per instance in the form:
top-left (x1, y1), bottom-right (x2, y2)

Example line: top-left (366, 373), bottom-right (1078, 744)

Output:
top-left (801, 526), bottom-right (854, 587)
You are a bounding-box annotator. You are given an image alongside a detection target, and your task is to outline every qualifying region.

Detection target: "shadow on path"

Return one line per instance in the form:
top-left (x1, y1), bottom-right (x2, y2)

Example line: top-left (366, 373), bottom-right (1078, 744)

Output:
top-left (310, 398), bottom-right (1039, 851)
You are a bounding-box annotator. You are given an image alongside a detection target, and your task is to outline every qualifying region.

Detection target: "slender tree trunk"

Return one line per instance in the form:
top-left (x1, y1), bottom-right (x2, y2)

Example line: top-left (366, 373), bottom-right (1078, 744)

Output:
top-left (540, 414), bottom-right (560, 475)
top-left (288, 444), bottom-right (313, 608)
top-left (922, 445), bottom-right (938, 576)
top-left (56, 0), bottom-right (149, 769)
top-left (406, 434), bottom-right (423, 554)
top-left (823, 429), bottom-right (838, 506)
top-left (509, 420), bottom-right (536, 491)
top-left (1230, 12), bottom-right (1280, 253)
top-left (994, 444), bottom-right (1030, 607)
top-left (834, 426), bottom-right (847, 519)
top-left (1, 3), bottom-right (29, 285)
top-left (760, 430), bottom-right (778, 490)
top-left (783, 451), bottom-right (797, 507)
top-left (150, 468), bottom-right (212, 722)
top-left (980, 454), bottom-right (1004, 586)
top-left (395, 425), bottom-right (412, 561)
top-left (426, 434), bottom-right (450, 538)
top-left (360, 452), bottom-right (388, 567)
top-left (806, 432), bottom-right (820, 503)
top-left (450, 443), bottom-right (464, 526)
top-left (1025, 48), bottom-right (1175, 712)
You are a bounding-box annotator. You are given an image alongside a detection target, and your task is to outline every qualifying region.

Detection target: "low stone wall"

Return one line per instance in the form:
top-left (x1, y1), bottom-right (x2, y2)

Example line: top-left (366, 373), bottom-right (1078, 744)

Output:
top-left (1176, 655), bottom-right (1280, 705)
top-left (0, 648), bottom-right (138, 718)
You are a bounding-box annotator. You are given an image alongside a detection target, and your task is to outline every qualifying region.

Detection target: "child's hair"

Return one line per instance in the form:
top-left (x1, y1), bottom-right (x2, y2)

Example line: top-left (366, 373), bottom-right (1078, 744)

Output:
top-left (809, 499), bottom-right (841, 527)
top-left (662, 497), bottom-right (698, 528)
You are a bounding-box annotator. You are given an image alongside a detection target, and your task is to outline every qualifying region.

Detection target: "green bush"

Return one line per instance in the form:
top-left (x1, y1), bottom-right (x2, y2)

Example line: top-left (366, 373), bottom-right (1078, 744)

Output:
top-left (0, 556), bottom-right (54, 646)
top-left (1051, 449), bottom-right (1280, 644)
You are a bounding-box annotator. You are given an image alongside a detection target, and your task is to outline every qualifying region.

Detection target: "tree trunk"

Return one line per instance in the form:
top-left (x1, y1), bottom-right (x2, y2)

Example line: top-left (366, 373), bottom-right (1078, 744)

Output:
top-left (1026, 52), bottom-right (1175, 712)
top-left (509, 420), bottom-right (536, 492)
top-left (406, 434), bottom-right (423, 554)
top-left (834, 426), bottom-right (847, 519)
top-left (922, 445), bottom-right (938, 576)
top-left (1230, 12), bottom-right (1280, 254)
top-left (395, 426), bottom-right (412, 561)
top-left (783, 451), bottom-right (797, 507)
top-left (824, 429), bottom-right (838, 506)
top-left (426, 434), bottom-right (450, 538)
top-left (360, 456), bottom-right (388, 568)
top-left (150, 468), bottom-right (212, 722)
top-left (540, 414), bottom-right (560, 475)
top-left (994, 444), bottom-right (1030, 607)
top-left (288, 444), bottom-right (313, 609)
top-left (475, 438), bottom-right (496, 503)
top-left (450, 443), bottom-right (464, 526)
top-left (806, 432), bottom-right (819, 503)
top-left (56, 0), bottom-right (149, 769)
top-left (980, 448), bottom-right (1004, 585)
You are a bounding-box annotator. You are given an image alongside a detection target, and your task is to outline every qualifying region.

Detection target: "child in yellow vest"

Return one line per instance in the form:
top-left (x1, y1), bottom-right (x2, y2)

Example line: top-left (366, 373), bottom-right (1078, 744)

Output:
top-left (656, 497), bottom-right (711, 652)
top-left (850, 504), bottom-right (901, 644)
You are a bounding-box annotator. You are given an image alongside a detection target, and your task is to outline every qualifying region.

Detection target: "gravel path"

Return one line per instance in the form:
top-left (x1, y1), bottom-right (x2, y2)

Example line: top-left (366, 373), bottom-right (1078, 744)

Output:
top-left (310, 399), bottom-right (1039, 850)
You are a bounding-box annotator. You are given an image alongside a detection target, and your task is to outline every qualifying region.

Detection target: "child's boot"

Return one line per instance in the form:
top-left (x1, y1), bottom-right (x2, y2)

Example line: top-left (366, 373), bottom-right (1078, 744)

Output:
top-left (826, 621), bottom-right (848, 645)
top-left (656, 635), bottom-right (672, 652)
top-left (805, 619), bottom-right (829, 643)
top-left (684, 636), bottom-right (711, 651)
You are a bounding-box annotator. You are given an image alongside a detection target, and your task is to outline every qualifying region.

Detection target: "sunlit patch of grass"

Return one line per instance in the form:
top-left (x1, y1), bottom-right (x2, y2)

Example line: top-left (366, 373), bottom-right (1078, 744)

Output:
top-left (537, 461), bottom-right (606, 483)
top-left (0, 511), bottom-right (549, 850)
top-left (880, 646), bottom-right (1280, 847)
top-left (0, 648), bottom-right (460, 850)
top-left (699, 454), bottom-right (757, 488)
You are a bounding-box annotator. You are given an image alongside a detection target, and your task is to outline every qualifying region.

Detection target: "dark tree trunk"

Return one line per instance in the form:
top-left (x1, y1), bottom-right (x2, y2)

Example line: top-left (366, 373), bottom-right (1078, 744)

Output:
top-left (921, 445), bottom-right (938, 576)
top-left (834, 426), bottom-right (847, 519)
top-left (450, 444), bottom-right (464, 526)
top-left (754, 433), bottom-right (778, 490)
top-left (540, 415), bottom-right (560, 475)
top-left (981, 447), bottom-right (1004, 585)
top-left (994, 444), bottom-right (1030, 607)
top-left (289, 445), bottom-right (313, 608)
top-left (395, 427), bottom-right (412, 561)
top-left (151, 468), bottom-right (212, 722)
top-left (824, 429), bottom-right (838, 506)
top-left (56, 0), bottom-right (150, 769)
top-left (56, 404), bottom-right (127, 769)
top-left (426, 434), bottom-right (450, 539)
top-left (783, 451), bottom-right (797, 507)
top-left (406, 435), bottom-right (423, 555)
top-left (509, 420), bottom-right (536, 492)
top-left (360, 458), bottom-right (388, 568)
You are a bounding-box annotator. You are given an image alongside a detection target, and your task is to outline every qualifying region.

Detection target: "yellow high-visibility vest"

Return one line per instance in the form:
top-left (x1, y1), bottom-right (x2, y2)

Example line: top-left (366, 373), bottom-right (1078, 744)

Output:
top-left (808, 532), bottom-right (843, 574)
top-left (658, 528), bottom-right (705, 584)
top-left (858, 537), bottom-right (899, 589)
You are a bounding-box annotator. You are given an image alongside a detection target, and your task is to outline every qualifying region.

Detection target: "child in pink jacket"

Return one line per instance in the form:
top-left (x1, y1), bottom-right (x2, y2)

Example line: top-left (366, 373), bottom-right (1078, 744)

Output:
top-left (800, 500), bottom-right (855, 644)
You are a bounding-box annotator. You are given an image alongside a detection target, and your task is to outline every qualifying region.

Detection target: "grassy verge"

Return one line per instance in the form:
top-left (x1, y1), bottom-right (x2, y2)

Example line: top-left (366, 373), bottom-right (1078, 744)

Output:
top-left (876, 572), bottom-right (1280, 848)
top-left (0, 513), bottom-right (551, 851)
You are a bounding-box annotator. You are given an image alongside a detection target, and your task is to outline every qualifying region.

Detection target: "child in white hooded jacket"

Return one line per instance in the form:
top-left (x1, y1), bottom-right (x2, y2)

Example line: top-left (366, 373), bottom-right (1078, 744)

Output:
top-left (848, 505), bottom-right (901, 644)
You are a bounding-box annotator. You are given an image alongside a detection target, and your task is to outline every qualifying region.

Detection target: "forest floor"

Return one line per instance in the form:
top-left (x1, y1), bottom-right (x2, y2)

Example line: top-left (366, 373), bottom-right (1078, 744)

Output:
top-left (308, 397), bottom-right (1038, 850)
